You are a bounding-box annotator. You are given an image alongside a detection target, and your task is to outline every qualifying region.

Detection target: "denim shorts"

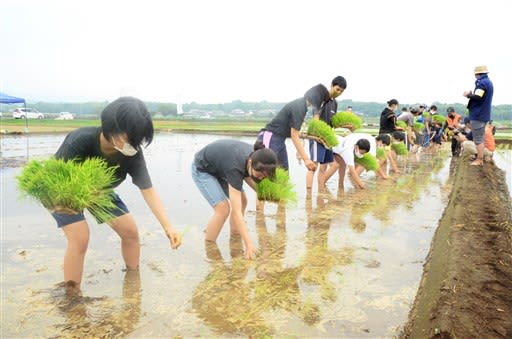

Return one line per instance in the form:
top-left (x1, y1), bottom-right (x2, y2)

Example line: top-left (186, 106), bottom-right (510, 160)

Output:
top-left (191, 162), bottom-right (229, 207)
top-left (51, 193), bottom-right (129, 228)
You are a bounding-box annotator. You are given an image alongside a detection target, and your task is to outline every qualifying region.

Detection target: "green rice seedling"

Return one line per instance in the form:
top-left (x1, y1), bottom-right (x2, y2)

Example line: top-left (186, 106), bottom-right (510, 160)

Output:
top-left (432, 114), bottom-right (446, 124)
top-left (391, 142), bottom-right (408, 155)
top-left (306, 119), bottom-right (339, 148)
top-left (396, 120), bottom-right (407, 129)
top-left (331, 111), bottom-right (363, 130)
top-left (17, 157), bottom-right (119, 222)
top-left (354, 152), bottom-right (378, 171)
top-left (413, 121), bottom-right (424, 132)
top-left (376, 147), bottom-right (386, 160)
top-left (256, 168), bottom-right (297, 203)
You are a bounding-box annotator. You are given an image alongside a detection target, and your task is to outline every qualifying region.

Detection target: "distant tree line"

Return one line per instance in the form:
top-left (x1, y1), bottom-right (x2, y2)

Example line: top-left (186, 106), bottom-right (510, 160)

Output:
top-left (25, 99), bottom-right (512, 122)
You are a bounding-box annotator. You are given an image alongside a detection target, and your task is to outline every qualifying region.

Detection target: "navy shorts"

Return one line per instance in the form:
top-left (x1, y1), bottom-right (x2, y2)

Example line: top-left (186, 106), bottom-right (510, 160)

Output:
top-left (51, 193), bottom-right (129, 228)
top-left (309, 140), bottom-right (334, 164)
top-left (257, 130), bottom-right (289, 170)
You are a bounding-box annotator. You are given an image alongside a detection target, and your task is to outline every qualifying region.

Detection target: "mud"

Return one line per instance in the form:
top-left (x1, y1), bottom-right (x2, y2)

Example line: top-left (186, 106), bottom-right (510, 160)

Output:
top-left (401, 154), bottom-right (512, 338)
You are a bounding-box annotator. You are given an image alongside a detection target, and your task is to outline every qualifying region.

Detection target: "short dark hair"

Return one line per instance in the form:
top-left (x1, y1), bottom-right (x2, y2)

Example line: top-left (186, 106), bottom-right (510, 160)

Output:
top-left (376, 134), bottom-right (391, 146)
top-left (101, 96), bottom-right (154, 148)
top-left (430, 105), bottom-right (438, 111)
top-left (387, 99), bottom-right (399, 106)
top-left (331, 76), bottom-right (347, 89)
top-left (392, 131), bottom-right (405, 141)
top-left (251, 140), bottom-right (278, 179)
top-left (304, 84), bottom-right (330, 110)
top-left (356, 139), bottom-right (371, 152)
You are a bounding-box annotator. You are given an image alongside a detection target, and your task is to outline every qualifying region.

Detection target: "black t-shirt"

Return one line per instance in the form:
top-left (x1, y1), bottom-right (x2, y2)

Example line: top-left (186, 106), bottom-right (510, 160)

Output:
top-left (194, 139), bottom-right (251, 191)
top-left (318, 98), bottom-right (338, 126)
top-left (263, 97), bottom-right (308, 137)
top-left (54, 126), bottom-right (152, 189)
top-left (379, 107), bottom-right (397, 134)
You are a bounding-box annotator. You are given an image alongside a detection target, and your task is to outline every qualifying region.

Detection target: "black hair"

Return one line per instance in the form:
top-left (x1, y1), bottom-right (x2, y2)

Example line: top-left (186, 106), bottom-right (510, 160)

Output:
top-left (101, 96), bottom-right (154, 148)
top-left (392, 131), bottom-right (406, 141)
top-left (304, 84), bottom-right (330, 110)
top-left (250, 140), bottom-right (278, 179)
top-left (376, 134), bottom-right (391, 146)
top-left (331, 76), bottom-right (347, 89)
top-left (447, 107), bottom-right (455, 113)
top-left (430, 105), bottom-right (437, 111)
top-left (387, 99), bottom-right (399, 106)
top-left (356, 139), bottom-right (371, 152)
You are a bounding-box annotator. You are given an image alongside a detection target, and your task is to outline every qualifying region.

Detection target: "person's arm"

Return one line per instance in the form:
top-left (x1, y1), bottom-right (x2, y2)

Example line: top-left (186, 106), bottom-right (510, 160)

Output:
top-left (348, 165), bottom-right (365, 189)
top-left (140, 187), bottom-right (182, 249)
top-left (388, 149), bottom-right (400, 173)
top-left (291, 127), bottom-right (316, 171)
top-left (228, 185), bottom-right (256, 259)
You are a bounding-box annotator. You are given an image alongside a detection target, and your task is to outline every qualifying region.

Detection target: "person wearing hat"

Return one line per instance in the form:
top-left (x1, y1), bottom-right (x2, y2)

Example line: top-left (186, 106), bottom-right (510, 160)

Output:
top-left (463, 65), bottom-right (494, 166)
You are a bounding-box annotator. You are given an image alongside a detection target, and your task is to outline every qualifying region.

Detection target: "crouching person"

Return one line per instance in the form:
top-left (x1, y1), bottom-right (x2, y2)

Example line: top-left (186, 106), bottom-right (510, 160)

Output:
top-left (191, 139), bottom-right (278, 259)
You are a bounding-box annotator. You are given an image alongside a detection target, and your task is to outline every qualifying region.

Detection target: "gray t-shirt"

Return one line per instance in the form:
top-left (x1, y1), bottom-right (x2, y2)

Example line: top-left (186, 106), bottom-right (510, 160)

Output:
top-left (397, 111), bottom-right (414, 127)
top-left (55, 126), bottom-right (152, 189)
top-left (194, 139), bottom-right (251, 191)
top-left (263, 97), bottom-right (308, 137)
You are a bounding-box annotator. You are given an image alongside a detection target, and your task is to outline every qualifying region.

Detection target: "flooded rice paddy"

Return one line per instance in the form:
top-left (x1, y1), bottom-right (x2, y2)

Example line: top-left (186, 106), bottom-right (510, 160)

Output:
top-left (1, 132), bottom-right (511, 338)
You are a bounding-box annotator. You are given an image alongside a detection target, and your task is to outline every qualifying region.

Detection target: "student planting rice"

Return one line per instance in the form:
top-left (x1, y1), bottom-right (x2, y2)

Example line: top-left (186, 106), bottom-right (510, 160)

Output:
top-left (191, 139), bottom-right (278, 259)
top-left (257, 84), bottom-right (330, 172)
top-left (24, 97), bottom-right (182, 291)
top-left (306, 76), bottom-right (347, 190)
top-left (324, 133), bottom-right (387, 190)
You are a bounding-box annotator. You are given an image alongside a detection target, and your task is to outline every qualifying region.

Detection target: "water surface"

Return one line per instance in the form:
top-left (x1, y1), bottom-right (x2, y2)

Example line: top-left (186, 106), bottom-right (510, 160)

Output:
top-left (1, 132), bottom-right (511, 338)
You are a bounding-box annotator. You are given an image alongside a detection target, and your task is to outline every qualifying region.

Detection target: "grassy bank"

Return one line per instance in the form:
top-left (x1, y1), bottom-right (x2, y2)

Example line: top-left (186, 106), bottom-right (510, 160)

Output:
top-left (1, 118), bottom-right (510, 140)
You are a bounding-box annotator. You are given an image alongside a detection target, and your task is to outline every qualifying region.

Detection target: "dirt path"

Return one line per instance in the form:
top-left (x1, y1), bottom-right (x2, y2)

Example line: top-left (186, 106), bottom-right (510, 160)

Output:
top-left (400, 154), bottom-right (512, 338)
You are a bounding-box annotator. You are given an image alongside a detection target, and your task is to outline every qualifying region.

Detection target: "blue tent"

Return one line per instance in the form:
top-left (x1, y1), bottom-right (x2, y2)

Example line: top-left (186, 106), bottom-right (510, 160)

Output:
top-left (0, 91), bottom-right (26, 104)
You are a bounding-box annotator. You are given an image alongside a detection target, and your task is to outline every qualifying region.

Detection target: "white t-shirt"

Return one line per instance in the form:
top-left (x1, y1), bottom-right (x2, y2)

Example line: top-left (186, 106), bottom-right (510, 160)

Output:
top-left (332, 133), bottom-right (377, 167)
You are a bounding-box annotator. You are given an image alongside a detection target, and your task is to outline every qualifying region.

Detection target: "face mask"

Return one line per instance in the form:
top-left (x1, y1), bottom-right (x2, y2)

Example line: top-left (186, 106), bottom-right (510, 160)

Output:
top-left (354, 150), bottom-right (364, 159)
top-left (114, 139), bottom-right (138, 157)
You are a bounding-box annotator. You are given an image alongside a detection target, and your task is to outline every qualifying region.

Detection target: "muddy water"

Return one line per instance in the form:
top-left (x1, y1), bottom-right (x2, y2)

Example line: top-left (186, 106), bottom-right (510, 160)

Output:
top-left (1, 132), bottom-right (511, 338)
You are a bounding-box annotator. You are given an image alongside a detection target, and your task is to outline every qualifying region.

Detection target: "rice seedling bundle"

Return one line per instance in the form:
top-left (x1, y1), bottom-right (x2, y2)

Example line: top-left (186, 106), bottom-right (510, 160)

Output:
top-left (413, 121), bottom-right (424, 132)
top-left (432, 114), bottom-right (446, 124)
top-left (396, 120), bottom-right (407, 129)
top-left (17, 157), bottom-right (119, 222)
top-left (354, 153), bottom-right (378, 171)
top-left (376, 147), bottom-right (386, 160)
top-left (306, 119), bottom-right (339, 148)
top-left (256, 168), bottom-right (297, 203)
top-left (331, 111), bottom-right (363, 130)
top-left (391, 142), bottom-right (408, 155)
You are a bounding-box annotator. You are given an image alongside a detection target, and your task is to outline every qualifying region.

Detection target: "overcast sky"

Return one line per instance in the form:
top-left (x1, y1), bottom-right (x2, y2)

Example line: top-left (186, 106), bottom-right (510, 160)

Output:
top-left (1, 0), bottom-right (510, 105)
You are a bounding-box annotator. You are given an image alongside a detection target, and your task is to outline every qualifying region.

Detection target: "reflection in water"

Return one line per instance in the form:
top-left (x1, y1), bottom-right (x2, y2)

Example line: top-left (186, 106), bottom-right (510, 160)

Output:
top-left (304, 190), bottom-right (353, 302)
top-left (253, 204), bottom-right (313, 325)
top-left (191, 239), bottom-right (269, 337)
top-left (26, 270), bottom-right (142, 338)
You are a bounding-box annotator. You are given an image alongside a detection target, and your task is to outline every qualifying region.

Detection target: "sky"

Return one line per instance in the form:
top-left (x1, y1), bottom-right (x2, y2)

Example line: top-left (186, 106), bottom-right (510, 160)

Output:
top-left (1, 0), bottom-right (511, 106)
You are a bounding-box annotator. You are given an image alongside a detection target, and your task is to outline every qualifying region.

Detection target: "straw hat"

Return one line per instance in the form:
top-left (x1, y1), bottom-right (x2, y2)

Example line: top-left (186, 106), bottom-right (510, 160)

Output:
top-left (474, 65), bottom-right (489, 74)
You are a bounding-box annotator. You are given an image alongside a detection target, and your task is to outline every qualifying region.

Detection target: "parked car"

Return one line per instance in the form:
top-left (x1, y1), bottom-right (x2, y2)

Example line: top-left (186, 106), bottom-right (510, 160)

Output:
top-left (12, 108), bottom-right (45, 119)
top-left (55, 112), bottom-right (74, 120)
